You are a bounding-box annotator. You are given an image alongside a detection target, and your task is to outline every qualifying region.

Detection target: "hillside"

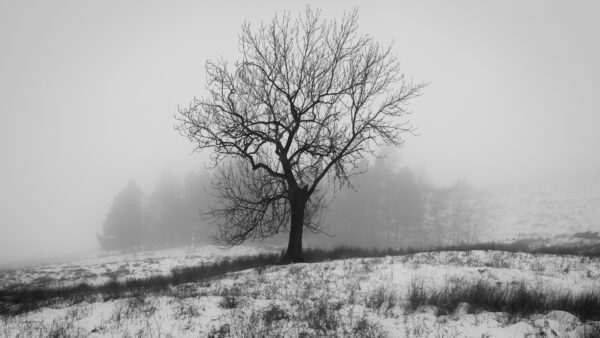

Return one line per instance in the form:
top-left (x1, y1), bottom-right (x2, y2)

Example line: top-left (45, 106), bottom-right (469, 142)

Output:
top-left (1, 246), bottom-right (599, 337)
top-left (480, 176), bottom-right (600, 241)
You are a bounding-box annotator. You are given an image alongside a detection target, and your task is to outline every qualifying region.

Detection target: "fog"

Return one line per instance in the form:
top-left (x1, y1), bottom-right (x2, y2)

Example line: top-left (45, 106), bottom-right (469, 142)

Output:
top-left (1, 1), bottom-right (599, 264)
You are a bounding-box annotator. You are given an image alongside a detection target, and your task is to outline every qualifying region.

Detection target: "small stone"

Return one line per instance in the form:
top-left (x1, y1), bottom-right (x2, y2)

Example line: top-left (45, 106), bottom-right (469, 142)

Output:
top-left (453, 302), bottom-right (471, 317)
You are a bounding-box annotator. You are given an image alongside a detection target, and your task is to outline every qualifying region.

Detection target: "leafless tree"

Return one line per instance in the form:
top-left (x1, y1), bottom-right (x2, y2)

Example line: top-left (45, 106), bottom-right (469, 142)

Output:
top-left (176, 7), bottom-right (425, 262)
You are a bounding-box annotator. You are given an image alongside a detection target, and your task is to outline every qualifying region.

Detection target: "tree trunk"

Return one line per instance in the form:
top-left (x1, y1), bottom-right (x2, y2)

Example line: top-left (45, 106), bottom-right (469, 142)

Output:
top-left (284, 188), bottom-right (308, 263)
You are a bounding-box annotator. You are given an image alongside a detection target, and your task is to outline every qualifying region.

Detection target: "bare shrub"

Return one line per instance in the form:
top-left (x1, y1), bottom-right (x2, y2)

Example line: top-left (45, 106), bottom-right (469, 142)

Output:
top-left (208, 323), bottom-right (231, 338)
top-left (219, 286), bottom-right (242, 309)
top-left (305, 299), bottom-right (340, 335)
top-left (352, 316), bottom-right (385, 338)
top-left (365, 285), bottom-right (398, 313)
top-left (347, 281), bottom-right (361, 305)
top-left (407, 277), bottom-right (600, 321)
top-left (263, 303), bottom-right (289, 326)
top-left (172, 300), bottom-right (200, 320)
top-left (125, 295), bottom-right (158, 318)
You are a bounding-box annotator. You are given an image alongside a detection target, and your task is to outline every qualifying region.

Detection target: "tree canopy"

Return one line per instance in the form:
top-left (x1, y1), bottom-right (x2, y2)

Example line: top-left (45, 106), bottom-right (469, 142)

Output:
top-left (176, 8), bottom-right (425, 261)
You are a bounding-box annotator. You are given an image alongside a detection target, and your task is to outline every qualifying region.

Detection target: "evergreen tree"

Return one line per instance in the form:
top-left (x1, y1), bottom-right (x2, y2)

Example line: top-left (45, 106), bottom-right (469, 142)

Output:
top-left (98, 180), bottom-right (144, 249)
top-left (149, 170), bottom-right (186, 246)
top-left (182, 169), bottom-right (212, 243)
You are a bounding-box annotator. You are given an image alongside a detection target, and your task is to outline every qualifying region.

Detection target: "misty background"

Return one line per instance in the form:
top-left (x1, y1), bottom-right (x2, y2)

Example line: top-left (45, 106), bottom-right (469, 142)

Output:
top-left (2, 1), bottom-right (600, 264)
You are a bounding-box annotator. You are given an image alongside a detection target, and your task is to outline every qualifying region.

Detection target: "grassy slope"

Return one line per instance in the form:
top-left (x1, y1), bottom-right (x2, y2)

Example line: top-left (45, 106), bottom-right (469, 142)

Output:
top-left (1, 241), bottom-right (599, 316)
top-left (2, 246), bottom-right (600, 337)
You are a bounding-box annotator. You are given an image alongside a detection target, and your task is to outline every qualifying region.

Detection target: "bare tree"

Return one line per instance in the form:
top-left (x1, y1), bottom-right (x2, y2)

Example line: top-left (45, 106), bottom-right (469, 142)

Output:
top-left (176, 7), bottom-right (424, 262)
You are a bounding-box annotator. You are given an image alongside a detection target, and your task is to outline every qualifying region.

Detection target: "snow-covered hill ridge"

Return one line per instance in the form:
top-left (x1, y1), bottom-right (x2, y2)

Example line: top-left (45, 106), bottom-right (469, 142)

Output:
top-left (480, 176), bottom-right (600, 241)
top-left (2, 249), bottom-right (599, 337)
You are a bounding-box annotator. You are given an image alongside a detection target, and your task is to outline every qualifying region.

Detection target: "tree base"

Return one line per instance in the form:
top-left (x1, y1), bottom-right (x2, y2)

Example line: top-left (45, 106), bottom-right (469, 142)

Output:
top-left (280, 252), bottom-right (304, 264)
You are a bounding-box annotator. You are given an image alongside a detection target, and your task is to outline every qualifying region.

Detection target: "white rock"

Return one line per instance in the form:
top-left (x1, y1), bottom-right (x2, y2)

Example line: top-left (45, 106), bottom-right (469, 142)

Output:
top-left (546, 319), bottom-right (562, 333)
top-left (545, 310), bottom-right (581, 330)
top-left (501, 321), bottom-right (537, 337)
top-left (453, 302), bottom-right (471, 317)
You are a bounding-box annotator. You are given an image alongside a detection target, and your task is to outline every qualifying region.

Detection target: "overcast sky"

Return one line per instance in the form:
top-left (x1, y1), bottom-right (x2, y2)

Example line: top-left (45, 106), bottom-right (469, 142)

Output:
top-left (1, 1), bottom-right (599, 263)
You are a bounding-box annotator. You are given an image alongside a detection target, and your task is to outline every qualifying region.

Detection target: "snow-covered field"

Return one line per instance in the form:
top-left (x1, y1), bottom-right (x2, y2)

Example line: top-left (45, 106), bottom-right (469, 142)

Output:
top-left (2, 246), bottom-right (599, 337)
top-left (0, 244), bottom-right (272, 290)
top-left (482, 176), bottom-right (600, 241)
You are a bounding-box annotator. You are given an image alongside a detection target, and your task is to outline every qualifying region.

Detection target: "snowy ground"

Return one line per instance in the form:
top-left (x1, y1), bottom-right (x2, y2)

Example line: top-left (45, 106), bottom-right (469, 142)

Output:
top-left (1, 247), bottom-right (599, 337)
top-left (481, 176), bottom-right (600, 241)
top-left (0, 244), bottom-right (272, 290)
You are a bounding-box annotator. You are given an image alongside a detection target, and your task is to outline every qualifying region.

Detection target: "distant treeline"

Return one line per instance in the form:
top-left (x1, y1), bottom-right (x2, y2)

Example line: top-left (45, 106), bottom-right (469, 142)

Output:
top-left (311, 158), bottom-right (487, 249)
top-left (98, 159), bottom-right (487, 250)
top-left (97, 170), bottom-right (211, 250)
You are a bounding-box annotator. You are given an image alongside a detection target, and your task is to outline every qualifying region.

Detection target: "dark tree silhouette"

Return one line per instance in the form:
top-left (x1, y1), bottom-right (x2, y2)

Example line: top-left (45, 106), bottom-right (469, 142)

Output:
top-left (176, 8), bottom-right (424, 262)
top-left (423, 181), bottom-right (485, 246)
top-left (326, 158), bottom-right (426, 248)
top-left (147, 170), bottom-right (187, 247)
top-left (144, 170), bottom-right (212, 246)
top-left (98, 180), bottom-right (144, 249)
top-left (182, 169), bottom-right (212, 243)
